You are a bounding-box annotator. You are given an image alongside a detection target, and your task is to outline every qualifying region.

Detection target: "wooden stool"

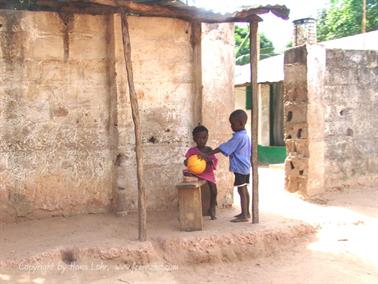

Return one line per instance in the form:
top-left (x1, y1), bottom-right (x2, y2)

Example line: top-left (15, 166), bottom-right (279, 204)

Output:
top-left (176, 180), bottom-right (206, 231)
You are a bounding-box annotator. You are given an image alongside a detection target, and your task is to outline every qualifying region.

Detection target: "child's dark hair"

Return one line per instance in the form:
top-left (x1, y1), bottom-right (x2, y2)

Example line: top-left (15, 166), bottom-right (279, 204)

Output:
top-left (192, 125), bottom-right (208, 136)
top-left (230, 109), bottom-right (248, 124)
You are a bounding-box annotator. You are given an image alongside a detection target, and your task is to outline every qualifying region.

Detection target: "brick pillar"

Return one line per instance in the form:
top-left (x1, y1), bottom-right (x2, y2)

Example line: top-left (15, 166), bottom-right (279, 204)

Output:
top-left (284, 46), bottom-right (309, 194)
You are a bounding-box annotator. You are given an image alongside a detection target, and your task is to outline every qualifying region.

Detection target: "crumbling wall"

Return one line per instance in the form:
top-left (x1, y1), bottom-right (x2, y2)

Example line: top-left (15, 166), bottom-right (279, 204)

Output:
top-left (0, 11), bottom-right (235, 221)
top-left (0, 11), bottom-right (115, 221)
top-left (284, 45), bottom-right (377, 196)
top-left (112, 16), bottom-right (195, 211)
top-left (284, 46), bottom-right (310, 194)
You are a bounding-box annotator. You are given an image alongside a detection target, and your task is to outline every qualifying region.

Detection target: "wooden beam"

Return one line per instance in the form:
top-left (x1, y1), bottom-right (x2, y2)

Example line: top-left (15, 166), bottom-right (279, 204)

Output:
top-left (191, 21), bottom-right (202, 125)
top-left (120, 13), bottom-right (147, 241)
top-left (249, 21), bottom-right (259, 224)
top-left (0, 1), bottom-right (289, 23)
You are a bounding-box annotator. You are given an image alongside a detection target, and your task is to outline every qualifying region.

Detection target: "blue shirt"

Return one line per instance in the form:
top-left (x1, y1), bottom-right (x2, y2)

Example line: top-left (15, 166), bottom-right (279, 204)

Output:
top-left (219, 129), bottom-right (251, 175)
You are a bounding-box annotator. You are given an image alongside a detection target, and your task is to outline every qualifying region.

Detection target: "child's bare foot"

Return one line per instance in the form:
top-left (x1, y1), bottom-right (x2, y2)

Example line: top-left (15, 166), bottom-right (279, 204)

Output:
top-left (230, 216), bottom-right (249, 222)
top-left (210, 216), bottom-right (217, 220)
top-left (234, 212), bottom-right (251, 218)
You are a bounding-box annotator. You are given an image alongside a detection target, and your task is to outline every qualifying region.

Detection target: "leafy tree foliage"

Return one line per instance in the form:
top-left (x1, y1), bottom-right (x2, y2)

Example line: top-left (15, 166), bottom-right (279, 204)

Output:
top-left (235, 26), bottom-right (276, 65)
top-left (317, 0), bottom-right (378, 41)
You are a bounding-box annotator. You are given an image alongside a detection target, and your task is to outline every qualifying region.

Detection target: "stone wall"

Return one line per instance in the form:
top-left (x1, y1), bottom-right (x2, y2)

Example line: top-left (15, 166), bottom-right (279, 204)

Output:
top-left (284, 46), bottom-right (310, 194)
top-left (0, 10), bottom-right (235, 221)
top-left (284, 45), bottom-right (378, 196)
top-left (322, 49), bottom-right (378, 191)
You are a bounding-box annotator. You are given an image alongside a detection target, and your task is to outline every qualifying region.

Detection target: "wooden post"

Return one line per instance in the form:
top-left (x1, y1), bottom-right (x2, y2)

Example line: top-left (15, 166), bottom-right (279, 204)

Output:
top-left (249, 21), bottom-right (259, 224)
top-left (191, 21), bottom-right (202, 125)
top-left (121, 13), bottom-right (147, 241)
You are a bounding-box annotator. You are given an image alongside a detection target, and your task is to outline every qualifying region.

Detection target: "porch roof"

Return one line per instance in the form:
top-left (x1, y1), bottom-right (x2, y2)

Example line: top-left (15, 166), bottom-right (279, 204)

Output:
top-left (0, 0), bottom-right (289, 23)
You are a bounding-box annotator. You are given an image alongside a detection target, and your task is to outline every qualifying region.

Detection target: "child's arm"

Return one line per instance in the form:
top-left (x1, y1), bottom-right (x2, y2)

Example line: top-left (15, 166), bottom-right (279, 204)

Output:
top-left (199, 148), bottom-right (221, 161)
top-left (200, 135), bottom-right (239, 160)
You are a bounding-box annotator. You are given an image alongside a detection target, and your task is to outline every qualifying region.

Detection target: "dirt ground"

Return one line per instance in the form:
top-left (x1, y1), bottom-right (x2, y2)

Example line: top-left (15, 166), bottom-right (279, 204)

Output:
top-left (0, 167), bottom-right (377, 283)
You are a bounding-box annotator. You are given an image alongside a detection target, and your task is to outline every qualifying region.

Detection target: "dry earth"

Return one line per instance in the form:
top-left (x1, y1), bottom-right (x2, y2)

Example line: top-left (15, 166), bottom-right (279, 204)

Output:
top-left (0, 167), bottom-right (377, 284)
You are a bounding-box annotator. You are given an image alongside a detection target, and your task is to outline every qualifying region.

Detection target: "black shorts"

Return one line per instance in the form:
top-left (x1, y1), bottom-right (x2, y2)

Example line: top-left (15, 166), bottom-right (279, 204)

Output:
top-left (234, 173), bottom-right (250, 187)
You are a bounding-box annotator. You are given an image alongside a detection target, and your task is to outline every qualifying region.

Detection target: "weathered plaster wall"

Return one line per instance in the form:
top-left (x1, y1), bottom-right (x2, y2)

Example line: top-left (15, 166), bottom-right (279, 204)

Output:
top-left (0, 11), bottom-right (115, 221)
top-left (0, 11), bottom-right (235, 221)
top-left (284, 45), bottom-right (378, 196)
top-left (322, 49), bottom-right (378, 191)
top-left (306, 45), bottom-right (326, 196)
top-left (112, 16), bottom-right (195, 211)
top-left (202, 23), bottom-right (234, 207)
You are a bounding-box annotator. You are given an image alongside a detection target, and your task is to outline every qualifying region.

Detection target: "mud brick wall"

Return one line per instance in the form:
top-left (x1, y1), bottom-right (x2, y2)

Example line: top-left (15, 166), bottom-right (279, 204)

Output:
top-left (112, 16), bottom-right (196, 212)
top-left (0, 11), bottom-right (115, 221)
top-left (0, 11), bottom-right (235, 221)
top-left (114, 19), bottom-right (234, 211)
top-left (284, 45), bottom-right (378, 196)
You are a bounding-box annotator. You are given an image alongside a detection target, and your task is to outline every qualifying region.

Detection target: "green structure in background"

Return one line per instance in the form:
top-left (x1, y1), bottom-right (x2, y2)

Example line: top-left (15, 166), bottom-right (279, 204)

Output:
top-left (245, 85), bottom-right (286, 164)
top-left (258, 145), bottom-right (286, 164)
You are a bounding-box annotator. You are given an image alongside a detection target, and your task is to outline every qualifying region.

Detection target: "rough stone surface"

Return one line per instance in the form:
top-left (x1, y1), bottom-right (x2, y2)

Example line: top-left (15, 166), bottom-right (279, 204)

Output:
top-left (283, 47), bottom-right (309, 195)
top-left (0, 11), bottom-right (235, 221)
top-left (322, 49), bottom-right (378, 191)
top-left (0, 11), bottom-right (114, 221)
top-left (284, 45), bottom-right (378, 196)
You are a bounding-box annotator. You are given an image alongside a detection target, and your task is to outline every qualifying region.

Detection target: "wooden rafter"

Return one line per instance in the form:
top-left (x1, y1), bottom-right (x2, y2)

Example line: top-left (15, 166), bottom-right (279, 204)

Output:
top-left (0, 1), bottom-right (289, 23)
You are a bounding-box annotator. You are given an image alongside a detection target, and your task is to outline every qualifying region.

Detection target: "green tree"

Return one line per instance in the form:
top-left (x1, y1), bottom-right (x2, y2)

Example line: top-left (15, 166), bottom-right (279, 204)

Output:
top-left (317, 0), bottom-right (378, 41)
top-left (235, 26), bottom-right (276, 65)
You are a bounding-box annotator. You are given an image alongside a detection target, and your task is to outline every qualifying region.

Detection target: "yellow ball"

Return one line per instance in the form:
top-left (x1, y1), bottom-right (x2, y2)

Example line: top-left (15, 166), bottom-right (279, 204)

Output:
top-left (187, 154), bottom-right (207, 175)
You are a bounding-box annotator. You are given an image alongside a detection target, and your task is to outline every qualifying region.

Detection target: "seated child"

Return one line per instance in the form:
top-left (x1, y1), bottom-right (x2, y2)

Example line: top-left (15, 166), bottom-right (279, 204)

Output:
top-left (184, 125), bottom-right (218, 220)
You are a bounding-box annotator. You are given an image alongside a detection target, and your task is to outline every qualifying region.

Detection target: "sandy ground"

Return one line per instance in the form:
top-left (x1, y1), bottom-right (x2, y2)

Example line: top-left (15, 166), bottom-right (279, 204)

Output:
top-left (0, 167), bottom-right (377, 283)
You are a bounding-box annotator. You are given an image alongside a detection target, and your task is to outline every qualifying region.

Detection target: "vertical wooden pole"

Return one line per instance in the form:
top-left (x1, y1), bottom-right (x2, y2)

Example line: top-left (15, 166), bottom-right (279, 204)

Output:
top-left (121, 13), bottom-right (146, 241)
top-left (249, 21), bottom-right (259, 224)
top-left (191, 21), bottom-right (202, 125)
top-left (362, 0), bottom-right (367, 33)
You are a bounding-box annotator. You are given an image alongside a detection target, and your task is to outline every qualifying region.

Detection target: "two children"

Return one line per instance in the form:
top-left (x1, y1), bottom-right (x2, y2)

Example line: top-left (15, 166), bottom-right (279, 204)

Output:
top-left (184, 109), bottom-right (251, 222)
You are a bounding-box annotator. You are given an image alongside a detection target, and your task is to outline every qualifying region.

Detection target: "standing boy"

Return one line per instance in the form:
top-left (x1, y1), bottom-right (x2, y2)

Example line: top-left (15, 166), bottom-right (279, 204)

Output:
top-left (200, 109), bottom-right (251, 222)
